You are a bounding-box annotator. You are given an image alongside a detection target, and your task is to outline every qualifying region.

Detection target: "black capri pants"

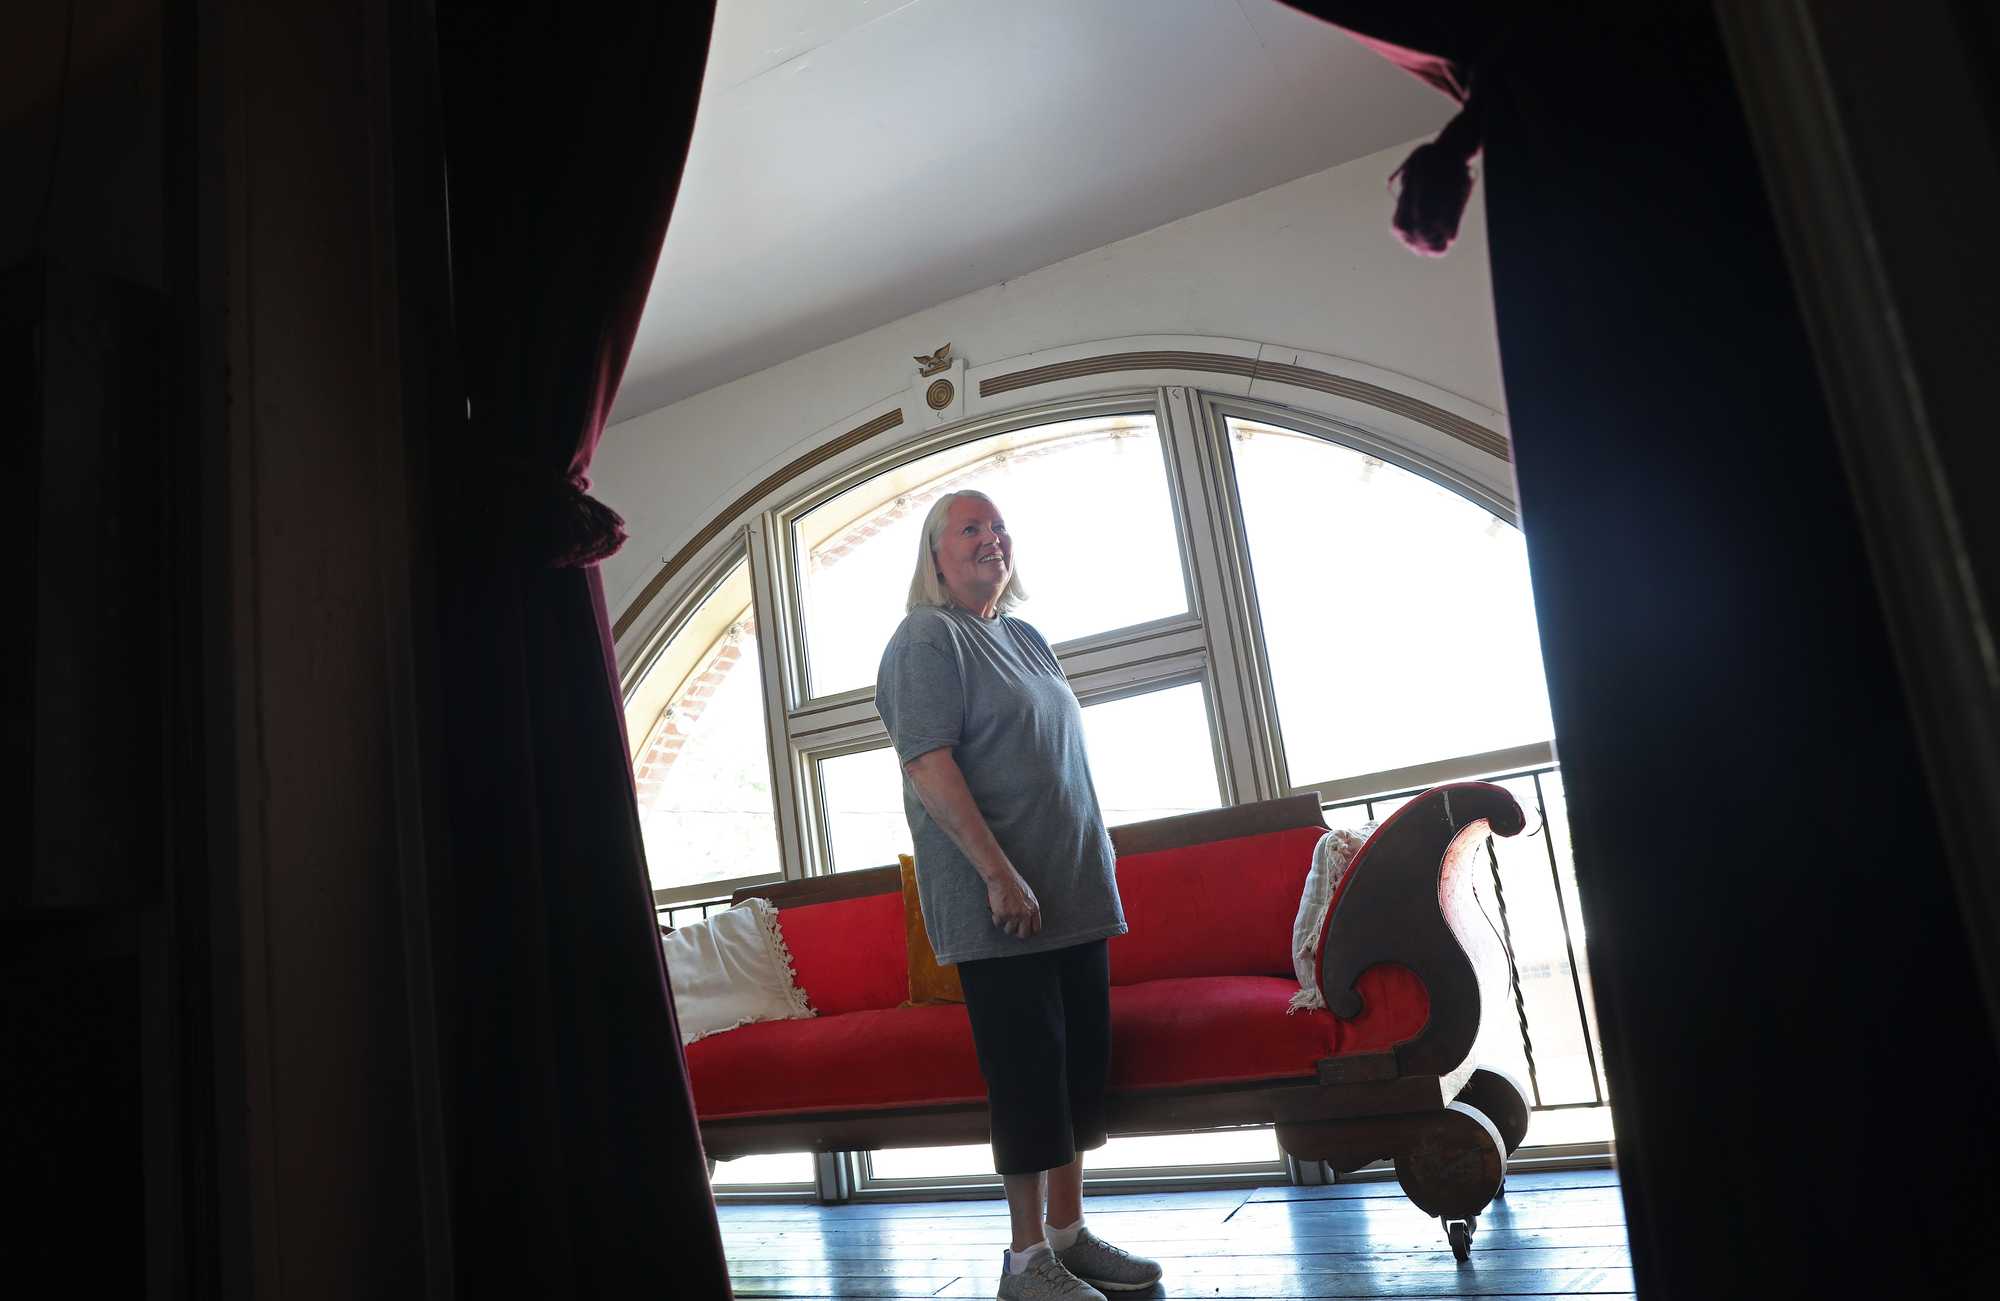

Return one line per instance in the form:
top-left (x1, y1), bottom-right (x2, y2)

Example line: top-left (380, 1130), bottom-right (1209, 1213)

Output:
top-left (955, 938), bottom-right (1113, 1176)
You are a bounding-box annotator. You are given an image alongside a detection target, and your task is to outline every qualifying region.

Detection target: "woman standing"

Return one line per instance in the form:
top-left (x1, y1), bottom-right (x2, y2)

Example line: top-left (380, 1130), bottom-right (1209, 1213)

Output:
top-left (877, 490), bottom-right (1164, 1301)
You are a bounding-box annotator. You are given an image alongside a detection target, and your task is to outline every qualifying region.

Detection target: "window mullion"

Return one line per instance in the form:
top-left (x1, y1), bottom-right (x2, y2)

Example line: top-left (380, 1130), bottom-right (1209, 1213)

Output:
top-left (746, 517), bottom-right (812, 882)
top-left (1161, 384), bottom-right (1285, 804)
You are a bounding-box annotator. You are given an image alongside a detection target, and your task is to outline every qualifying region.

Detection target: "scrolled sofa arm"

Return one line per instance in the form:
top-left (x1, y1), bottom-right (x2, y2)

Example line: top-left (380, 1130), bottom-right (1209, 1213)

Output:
top-left (1316, 782), bottom-right (1527, 1079)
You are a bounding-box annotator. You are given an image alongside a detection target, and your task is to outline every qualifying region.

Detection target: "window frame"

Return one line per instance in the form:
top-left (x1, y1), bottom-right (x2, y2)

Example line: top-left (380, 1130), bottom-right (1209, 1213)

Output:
top-left (772, 392), bottom-right (1209, 715)
top-left (621, 377), bottom-right (1550, 893)
top-left (762, 391), bottom-right (1226, 876)
top-left (854, 1135), bottom-right (1287, 1195)
top-left (1067, 669), bottom-right (1229, 828)
top-left (622, 537), bottom-right (791, 909)
top-left (804, 735), bottom-right (907, 876)
top-left (1198, 393), bottom-right (1556, 800)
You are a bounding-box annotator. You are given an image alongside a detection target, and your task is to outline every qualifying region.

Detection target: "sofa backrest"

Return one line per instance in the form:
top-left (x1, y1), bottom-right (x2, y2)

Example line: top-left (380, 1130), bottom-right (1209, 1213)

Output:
top-left (1109, 824), bottom-right (1326, 986)
top-left (742, 793), bottom-right (1332, 1008)
top-left (775, 891), bottom-right (908, 1015)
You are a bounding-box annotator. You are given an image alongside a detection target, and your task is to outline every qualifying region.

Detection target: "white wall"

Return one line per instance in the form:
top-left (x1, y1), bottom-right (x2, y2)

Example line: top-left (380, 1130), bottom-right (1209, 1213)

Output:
top-left (594, 137), bottom-right (1504, 615)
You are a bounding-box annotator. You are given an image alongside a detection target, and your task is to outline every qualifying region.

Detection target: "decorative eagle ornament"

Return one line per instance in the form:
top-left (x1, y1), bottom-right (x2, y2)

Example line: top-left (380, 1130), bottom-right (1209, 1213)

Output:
top-left (914, 343), bottom-right (953, 377)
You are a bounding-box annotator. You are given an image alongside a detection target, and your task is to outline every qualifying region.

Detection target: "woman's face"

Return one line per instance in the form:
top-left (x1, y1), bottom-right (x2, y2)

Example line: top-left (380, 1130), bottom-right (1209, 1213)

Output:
top-left (934, 495), bottom-right (1012, 606)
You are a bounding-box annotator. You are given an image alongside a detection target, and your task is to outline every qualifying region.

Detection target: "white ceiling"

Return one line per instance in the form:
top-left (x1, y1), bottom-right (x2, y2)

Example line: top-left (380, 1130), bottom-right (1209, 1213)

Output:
top-left (614, 0), bottom-right (1452, 422)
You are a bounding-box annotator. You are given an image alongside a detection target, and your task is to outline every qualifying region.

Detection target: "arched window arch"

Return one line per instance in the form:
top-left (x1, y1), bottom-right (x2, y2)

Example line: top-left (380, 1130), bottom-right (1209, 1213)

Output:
top-left (1221, 414), bottom-right (1554, 795)
top-left (621, 370), bottom-right (1552, 902)
top-left (622, 355), bottom-right (1606, 1184)
top-left (624, 554), bottom-right (781, 897)
top-left (791, 412), bottom-right (1190, 699)
top-left (791, 404), bottom-right (1232, 880)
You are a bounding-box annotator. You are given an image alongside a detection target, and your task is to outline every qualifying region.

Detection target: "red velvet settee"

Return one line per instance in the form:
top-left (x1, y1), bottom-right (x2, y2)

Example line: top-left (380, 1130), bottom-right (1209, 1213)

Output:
top-left (688, 783), bottom-right (1532, 1259)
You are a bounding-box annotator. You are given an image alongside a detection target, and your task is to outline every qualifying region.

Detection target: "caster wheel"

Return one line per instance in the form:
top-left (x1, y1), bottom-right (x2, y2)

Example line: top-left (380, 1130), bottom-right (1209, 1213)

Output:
top-left (1455, 1067), bottom-right (1531, 1156)
top-left (1446, 1218), bottom-right (1474, 1261)
top-left (1395, 1103), bottom-right (1506, 1220)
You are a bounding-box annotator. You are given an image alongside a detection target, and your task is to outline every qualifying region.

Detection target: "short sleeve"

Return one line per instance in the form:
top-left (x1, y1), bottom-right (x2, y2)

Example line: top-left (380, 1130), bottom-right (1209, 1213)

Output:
top-left (878, 638), bottom-right (963, 764)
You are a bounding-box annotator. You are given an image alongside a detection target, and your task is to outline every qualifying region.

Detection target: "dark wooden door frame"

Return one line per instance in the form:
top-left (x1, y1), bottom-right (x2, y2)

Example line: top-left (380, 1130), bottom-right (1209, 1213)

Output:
top-left (1716, 0), bottom-right (2000, 1042)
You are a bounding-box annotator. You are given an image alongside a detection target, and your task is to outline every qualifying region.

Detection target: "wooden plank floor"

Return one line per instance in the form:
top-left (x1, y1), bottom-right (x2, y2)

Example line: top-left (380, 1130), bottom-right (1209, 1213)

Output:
top-left (718, 1167), bottom-right (1631, 1299)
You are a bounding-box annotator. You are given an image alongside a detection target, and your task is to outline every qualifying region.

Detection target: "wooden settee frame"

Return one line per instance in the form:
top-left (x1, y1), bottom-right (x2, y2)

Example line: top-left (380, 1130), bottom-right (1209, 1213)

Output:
top-left (704, 784), bottom-right (1531, 1257)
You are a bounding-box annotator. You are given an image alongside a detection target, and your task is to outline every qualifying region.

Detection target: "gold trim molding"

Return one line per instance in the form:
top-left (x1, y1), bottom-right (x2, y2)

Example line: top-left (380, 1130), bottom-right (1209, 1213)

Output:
top-left (614, 353), bottom-right (1507, 642)
top-left (978, 351), bottom-right (1509, 462)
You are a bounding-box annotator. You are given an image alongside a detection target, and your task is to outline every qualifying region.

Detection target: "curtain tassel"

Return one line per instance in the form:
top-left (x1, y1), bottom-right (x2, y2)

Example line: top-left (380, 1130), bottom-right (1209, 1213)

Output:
top-left (546, 473), bottom-right (629, 568)
top-left (484, 458), bottom-right (629, 569)
top-left (1389, 87), bottom-right (1485, 257)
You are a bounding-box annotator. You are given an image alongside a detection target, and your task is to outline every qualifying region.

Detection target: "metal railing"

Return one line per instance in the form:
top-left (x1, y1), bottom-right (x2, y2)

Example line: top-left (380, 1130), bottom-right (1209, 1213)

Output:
top-left (659, 896), bottom-right (734, 931)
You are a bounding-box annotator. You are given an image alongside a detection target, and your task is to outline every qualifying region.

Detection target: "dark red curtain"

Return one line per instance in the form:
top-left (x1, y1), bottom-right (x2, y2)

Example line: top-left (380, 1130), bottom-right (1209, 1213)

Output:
top-left (1286, 2), bottom-right (2000, 1296)
top-left (432, 4), bottom-right (727, 1295)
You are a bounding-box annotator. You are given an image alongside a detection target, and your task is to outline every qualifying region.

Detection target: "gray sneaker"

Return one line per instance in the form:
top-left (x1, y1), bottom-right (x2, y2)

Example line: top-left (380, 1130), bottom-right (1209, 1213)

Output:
top-left (1054, 1228), bottom-right (1163, 1292)
top-left (996, 1249), bottom-right (1107, 1301)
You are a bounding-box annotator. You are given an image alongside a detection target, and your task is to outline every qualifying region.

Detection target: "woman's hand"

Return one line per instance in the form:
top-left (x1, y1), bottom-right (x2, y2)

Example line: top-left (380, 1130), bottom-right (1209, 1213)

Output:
top-left (987, 870), bottom-right (1042, 940)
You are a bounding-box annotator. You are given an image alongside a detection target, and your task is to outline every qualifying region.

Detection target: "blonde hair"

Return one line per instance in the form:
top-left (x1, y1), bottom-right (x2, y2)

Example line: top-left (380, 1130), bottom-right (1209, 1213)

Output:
top-left (905, 490), bottom-right (1029, 615)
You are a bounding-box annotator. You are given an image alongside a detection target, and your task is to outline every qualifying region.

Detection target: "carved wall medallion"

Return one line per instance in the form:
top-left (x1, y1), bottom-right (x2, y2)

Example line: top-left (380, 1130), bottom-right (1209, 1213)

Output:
top-left (926, 378), bottom-right (955, 410)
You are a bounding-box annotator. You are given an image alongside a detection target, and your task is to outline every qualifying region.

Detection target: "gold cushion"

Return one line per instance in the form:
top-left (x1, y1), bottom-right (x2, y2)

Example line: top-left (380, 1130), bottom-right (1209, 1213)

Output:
top-left (899, 854), bottom-right (965, 1005)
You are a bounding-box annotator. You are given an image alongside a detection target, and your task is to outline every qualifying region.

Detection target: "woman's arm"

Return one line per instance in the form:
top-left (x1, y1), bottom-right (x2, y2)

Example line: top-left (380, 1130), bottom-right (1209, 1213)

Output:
top-left (903, 748), bottom-right (1042, 939)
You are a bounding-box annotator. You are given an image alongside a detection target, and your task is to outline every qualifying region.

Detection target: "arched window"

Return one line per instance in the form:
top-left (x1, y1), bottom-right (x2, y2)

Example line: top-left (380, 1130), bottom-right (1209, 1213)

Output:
top-left (1224, 416), bottom-right (1554, 790)
top-left (621, 370), bottom-right (1603, 1185)
top-left (622, 388), bottom-right (1554, 891)
top-left (626, 557), bottom-right (781, 897)
top-left (782, 409), bottom-right (1224, 874)
top-left (791, 412), bottom-right (1191, 700)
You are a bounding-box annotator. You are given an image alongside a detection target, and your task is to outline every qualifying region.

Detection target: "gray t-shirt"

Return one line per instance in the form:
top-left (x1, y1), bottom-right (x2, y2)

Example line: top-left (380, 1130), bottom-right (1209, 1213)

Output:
top-left (876, 604), bottom-right (1127, 965)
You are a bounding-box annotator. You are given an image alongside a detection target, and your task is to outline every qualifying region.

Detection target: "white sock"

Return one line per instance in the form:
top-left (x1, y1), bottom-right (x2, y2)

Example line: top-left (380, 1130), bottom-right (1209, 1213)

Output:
top-left (1005, 1243), bottom-right (1051, 1275)
top-left (1044, 1215), bottom-right (1085, 1251)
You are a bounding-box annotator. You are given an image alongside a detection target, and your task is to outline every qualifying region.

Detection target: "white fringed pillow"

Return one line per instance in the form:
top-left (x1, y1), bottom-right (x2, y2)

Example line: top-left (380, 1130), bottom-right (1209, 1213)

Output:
top-left (662, 896), bottom-right (815, 1045)
top-left (1288, 823), bottom-right (1377, 1013)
